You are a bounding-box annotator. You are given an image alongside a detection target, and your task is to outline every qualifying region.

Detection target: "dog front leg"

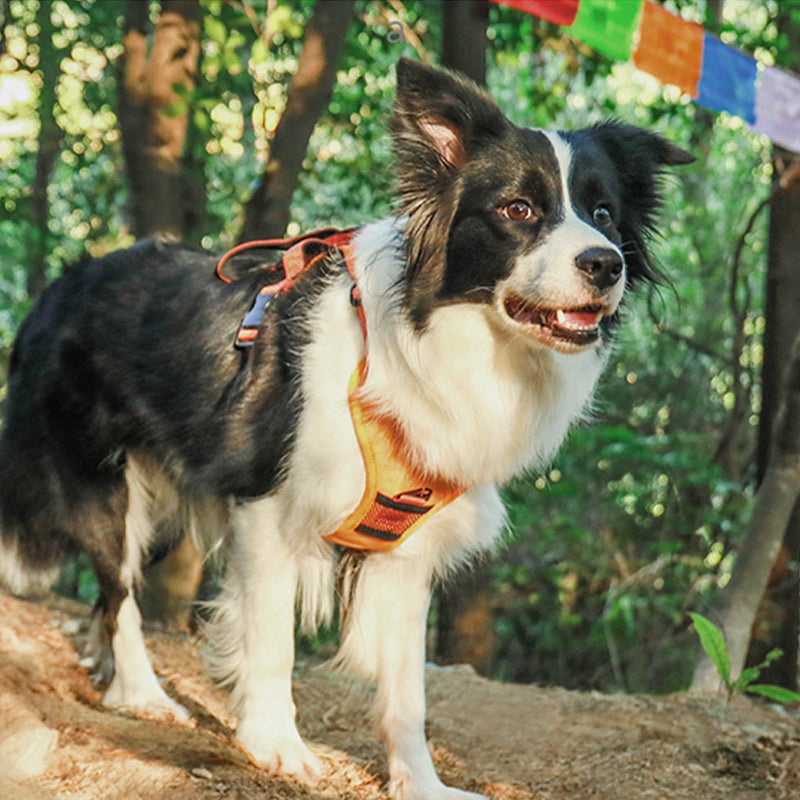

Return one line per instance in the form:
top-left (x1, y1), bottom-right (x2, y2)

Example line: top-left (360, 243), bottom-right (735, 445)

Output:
top-left (210, 497), bottom-right (322, 782)
top-left (340, 554), bottom-right (486, 800)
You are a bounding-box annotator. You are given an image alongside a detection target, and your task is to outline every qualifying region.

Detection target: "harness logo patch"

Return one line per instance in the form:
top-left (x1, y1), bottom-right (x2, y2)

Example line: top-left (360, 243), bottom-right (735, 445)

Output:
top-left (355, 487), bottom-right (435, 541)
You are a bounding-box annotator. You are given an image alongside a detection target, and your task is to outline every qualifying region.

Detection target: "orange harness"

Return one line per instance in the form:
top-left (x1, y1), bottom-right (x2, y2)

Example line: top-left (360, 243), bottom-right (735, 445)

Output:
top-left (217, 230), bottom-right (466, 551)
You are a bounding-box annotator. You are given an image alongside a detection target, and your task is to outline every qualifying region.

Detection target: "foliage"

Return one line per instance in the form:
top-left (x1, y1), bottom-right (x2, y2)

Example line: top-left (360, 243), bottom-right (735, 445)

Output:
top-left (0, 0), bottom-right (792, 693)
top-left (689, 612), bottom-right (800, 703)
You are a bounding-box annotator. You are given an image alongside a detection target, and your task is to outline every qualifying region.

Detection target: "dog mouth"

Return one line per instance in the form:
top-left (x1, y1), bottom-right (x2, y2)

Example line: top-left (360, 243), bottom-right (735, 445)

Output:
top-left (502, 296), bottom-right (607, 351)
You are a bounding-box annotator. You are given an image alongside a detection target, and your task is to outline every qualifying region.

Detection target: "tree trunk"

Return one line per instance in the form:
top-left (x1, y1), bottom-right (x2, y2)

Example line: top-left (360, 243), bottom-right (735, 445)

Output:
top-left (743, 0), bottom-right (800, 693)
top-left (29, 3), bottom-right (62, 299)
top-left (433, 0), bottom-right (492, 673)
top-left (138, 537), bottom-right (205, 630)
top-left (441, 0), bottom-right (487, 85)
top-left (118, 0), bottom-right (201, 240)
top-left (745, 147), bottom-right (800, 689)
top-left (238, 0), bottom-right (355, 242)
top-left (118, 0), bottom-right (204, 628)
top-left (694, 328), bottom-right (800, 693)
top-left (435, 562), bottom-right (495, 674)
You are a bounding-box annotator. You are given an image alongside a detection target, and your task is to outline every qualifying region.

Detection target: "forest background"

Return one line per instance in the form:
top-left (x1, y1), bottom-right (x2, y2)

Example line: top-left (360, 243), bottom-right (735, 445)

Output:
top-left (1, 0), bottom-right (799, 699)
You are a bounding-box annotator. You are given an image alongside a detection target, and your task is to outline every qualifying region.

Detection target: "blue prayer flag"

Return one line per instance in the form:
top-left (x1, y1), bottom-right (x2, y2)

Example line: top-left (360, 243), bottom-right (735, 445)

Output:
top-left (696, 34), bottom-right (758, 122)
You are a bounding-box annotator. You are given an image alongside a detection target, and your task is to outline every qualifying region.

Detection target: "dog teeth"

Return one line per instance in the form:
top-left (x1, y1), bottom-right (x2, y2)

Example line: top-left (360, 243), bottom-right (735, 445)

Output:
top-left (555, 308), bottom-right (602, 331)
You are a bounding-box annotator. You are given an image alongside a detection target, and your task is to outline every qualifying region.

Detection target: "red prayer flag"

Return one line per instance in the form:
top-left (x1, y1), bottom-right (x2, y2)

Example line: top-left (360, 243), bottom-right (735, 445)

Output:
top-left (493, 0), bottom-right (580, 27)
top-left (632, 0), bottom-right (704, 97)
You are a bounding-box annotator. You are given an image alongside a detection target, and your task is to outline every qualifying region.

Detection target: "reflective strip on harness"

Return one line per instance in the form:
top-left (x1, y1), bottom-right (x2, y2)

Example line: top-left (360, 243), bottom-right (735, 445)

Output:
top-left (323, 360), bottom-right (466, 551)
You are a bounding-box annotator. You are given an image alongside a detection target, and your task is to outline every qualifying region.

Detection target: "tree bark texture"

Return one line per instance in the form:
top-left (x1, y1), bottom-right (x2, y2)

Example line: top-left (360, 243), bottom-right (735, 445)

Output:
top-left (119, 0), bottom-right (204, 626)
top-left (118, 0), bottom-right (201, 239)
top-left (441, 0), bottom-right (488, 86)
top-left (29, 4), bottom-right (62, 299)
top-left (138, 537), bottom-right (204, 630)
top-left (238, 0), bottom-right (355, 242)
top-left (747, 148), bottom-right (800, 689)
top-left (694, 329), bottom-right (800, 693)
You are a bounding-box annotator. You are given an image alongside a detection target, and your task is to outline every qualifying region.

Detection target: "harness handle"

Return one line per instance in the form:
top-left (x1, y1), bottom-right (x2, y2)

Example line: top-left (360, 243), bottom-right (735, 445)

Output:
top-left (215, 228), bottom-right (348, 284)
top-left (215, 228), bottom-right (362, 348)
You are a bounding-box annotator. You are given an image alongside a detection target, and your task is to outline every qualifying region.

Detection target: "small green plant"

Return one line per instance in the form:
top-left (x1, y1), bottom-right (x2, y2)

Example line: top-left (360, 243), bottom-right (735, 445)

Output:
top-left (689, 612), bottom-right (800, 704)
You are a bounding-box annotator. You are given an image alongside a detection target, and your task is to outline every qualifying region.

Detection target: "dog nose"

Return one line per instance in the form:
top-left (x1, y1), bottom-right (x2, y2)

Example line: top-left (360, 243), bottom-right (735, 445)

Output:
top-left (575, 247), bottom-right (624, 290)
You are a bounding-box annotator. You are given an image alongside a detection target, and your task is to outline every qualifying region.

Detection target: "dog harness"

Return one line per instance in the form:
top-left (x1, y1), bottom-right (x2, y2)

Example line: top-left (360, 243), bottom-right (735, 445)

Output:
top-left (216, 230), bottom-right (466, 551)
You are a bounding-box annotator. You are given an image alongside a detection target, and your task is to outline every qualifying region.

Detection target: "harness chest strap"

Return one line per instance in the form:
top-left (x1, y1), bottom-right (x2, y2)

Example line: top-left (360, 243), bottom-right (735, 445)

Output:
top-left (325, 237), bottom-right (467, 551)
top-left (218, 230), bottom-right (467, 551)
top-left (323, 359), bottom-right (466, 551)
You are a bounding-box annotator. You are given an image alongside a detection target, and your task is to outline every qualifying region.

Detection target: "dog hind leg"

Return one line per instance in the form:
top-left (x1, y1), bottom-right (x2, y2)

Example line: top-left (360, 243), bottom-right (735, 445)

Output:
top-left (97, 457), bottom-right (188, 719)
top-left (206, 496), bottom-right (322, 781)
top-left (78, 600), bottom-right (114, 683)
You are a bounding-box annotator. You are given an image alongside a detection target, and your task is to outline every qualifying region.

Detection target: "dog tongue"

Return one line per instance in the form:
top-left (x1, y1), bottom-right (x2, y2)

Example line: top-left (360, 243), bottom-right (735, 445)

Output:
top-left (555, 309), bottom-right (600, 331)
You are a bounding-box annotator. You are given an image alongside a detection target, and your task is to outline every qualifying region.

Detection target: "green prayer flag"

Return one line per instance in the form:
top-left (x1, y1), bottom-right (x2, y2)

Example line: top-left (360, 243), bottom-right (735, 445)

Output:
top-left (569, 0), bottom-right (644, 61)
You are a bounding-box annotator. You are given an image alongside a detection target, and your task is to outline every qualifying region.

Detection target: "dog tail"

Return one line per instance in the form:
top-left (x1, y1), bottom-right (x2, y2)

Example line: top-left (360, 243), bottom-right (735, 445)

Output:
top-left (0, 449), bottom-right (62, 597)
top-left (0, 524), bottom-right (61, 597)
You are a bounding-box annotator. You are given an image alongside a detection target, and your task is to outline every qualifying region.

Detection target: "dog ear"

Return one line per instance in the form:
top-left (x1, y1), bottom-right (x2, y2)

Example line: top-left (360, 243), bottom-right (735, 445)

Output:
top-left (392, 58), bottom-right (509, 173)
top-left (391, 60), bottom-right (511, 314)
top-left (584, 122), bottom-right (694, 284)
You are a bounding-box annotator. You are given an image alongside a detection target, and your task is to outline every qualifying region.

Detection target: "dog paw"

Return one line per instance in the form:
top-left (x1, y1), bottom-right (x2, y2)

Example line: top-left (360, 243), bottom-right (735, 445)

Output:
top-left (388, 778), bottom-right (487, 800)
top-left (103, 679), bottom-right (189, 722)
top-left (237, 724), bottom-right (322, 783)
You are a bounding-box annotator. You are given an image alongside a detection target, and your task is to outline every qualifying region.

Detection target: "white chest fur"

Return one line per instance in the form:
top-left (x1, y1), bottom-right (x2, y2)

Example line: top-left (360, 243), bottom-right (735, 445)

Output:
top-left (282, 219), bottom-right (606, 544)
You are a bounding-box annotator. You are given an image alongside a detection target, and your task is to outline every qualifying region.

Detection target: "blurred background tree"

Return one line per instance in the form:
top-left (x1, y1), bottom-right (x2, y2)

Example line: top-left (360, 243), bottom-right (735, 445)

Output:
top-left (0, 0), bottom-right (797, 695)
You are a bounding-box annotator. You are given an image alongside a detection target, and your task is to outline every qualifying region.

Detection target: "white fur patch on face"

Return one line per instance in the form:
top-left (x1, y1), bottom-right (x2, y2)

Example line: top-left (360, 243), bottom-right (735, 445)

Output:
top-left (495, 132), bottom-right (625, 355)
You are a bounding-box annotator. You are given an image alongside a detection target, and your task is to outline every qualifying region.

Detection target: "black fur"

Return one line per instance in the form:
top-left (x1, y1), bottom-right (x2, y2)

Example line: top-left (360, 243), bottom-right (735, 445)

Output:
top-left (0, 239), bottom-right (343, 578)
top-left (561, 122), bottom-right (694, 284)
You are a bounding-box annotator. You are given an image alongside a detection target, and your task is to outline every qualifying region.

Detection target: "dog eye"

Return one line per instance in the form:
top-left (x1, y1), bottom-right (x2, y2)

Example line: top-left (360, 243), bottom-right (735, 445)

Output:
top-left (501, 200), bottom-right (536, 222)
top-left (593, 206), bottom-right (613, 227)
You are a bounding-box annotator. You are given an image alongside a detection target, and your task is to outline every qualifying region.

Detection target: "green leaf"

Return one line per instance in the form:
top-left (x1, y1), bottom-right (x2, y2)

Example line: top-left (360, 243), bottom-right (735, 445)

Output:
top-left (760, 648), bottom-right (784, 669)
top-left (172, 81), bottom-right (191, 99)
top-left (732, 666), bottom-right (760, 692)
top-left (223, 46), bottom-right (242, 75)
top-left (689, 613), bottom-right (731, 687)
top-left (746, 684), bottom-right (800, 704)
top-left (206, 16), bottom-right (227, 45)
top-left (160, 100), bottom-right (188, 118)
top-left (267, 5), bottom-right (302, 38)
top-left (252, 38), bottom-right (269, 66)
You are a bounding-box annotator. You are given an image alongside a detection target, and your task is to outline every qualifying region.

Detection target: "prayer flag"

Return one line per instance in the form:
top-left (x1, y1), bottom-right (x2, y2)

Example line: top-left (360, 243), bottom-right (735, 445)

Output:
top-left (493, 0), bottom-right (580, 27)
top-left (568, 0), bottom-right (643, 62)
top-left (632, 1), bottom-right (703, 97)
top-left (750, 66), bottom-right (800, 153)
top-left (696, 34), bottom-right (758, 122)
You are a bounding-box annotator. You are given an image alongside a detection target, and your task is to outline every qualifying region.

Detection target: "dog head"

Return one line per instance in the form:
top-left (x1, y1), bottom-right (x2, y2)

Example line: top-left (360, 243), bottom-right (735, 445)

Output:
top-left (391, 58), bottom-right (693, 354)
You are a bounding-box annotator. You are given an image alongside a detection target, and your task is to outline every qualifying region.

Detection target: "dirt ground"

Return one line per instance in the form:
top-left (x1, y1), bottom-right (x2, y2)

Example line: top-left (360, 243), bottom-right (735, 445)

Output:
top-left (1, 592), bottom-right (799, 800)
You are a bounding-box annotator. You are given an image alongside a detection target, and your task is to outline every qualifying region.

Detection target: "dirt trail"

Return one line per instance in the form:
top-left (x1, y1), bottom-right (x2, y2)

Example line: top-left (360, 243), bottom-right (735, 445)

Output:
top-left (1, 591), bottom-right (798, 799)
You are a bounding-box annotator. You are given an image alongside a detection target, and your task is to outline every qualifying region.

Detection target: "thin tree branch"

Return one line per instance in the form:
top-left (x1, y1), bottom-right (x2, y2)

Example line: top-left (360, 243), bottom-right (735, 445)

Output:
top-left (239, 0), bottom-right (355, 241)
top-left (693, 328), bottom-right (800, 693)
top-left (654, 325), bottom-right (732, 365)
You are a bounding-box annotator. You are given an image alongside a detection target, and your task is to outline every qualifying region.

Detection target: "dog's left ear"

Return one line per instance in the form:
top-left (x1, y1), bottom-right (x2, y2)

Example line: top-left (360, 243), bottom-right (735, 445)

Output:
top-left (585, 122), bottom-right (694, 284)
top-left (391, 58), bottom-right (509, 177)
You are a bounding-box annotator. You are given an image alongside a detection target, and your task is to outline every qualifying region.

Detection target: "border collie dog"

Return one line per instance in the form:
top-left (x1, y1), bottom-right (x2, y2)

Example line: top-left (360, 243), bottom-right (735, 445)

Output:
top-left (0, 59), bottom-right (691, 799)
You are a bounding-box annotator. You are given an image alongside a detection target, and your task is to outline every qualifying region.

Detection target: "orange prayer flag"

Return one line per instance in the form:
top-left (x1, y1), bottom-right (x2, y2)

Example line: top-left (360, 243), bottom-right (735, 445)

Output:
top-left (632, 0), bottom-right (704, 97)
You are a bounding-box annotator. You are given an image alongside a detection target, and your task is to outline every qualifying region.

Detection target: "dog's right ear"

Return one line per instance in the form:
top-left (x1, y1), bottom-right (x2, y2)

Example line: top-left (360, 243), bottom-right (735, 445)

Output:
top-left (391, 58), bottom-right (509, 176)
top-left (391, 60), bottom-right (511, 321)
